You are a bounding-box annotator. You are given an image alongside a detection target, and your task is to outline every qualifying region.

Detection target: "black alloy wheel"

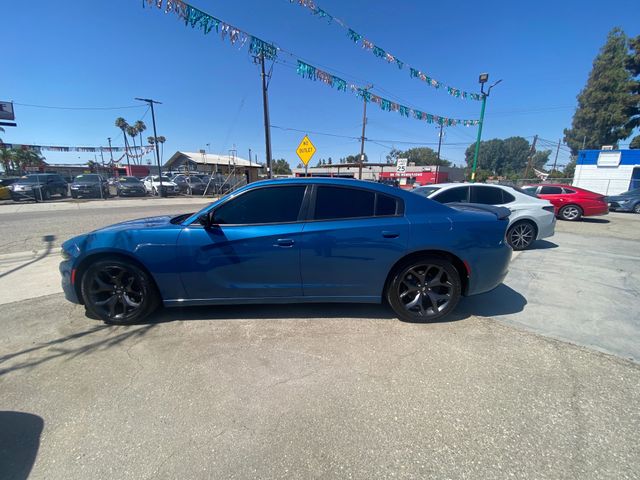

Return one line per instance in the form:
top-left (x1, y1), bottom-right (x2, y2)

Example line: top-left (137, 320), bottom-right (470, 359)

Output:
top-left (507, 221), bottom-right (536, 250)
top-left (559, 204), bottom-right (582, 221)
top-left (387, 256), bottom-right (461, 322)
top-left (81, 259), bottom-right (159, 324)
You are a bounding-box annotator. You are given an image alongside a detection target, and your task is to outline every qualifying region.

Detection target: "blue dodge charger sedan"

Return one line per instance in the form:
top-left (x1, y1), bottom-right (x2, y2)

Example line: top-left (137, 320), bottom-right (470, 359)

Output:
top-left (60, 178), bottom-right (511, 324)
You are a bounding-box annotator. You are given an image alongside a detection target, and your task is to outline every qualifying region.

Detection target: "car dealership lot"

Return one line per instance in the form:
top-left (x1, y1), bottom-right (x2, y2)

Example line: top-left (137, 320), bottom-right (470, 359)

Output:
top-left (1, 199), bottom-right (639, 478)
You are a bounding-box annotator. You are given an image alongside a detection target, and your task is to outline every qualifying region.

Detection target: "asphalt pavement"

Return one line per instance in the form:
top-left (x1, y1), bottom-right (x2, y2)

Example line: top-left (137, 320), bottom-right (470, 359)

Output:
top-left (1, 198), bottom-right (639, 479)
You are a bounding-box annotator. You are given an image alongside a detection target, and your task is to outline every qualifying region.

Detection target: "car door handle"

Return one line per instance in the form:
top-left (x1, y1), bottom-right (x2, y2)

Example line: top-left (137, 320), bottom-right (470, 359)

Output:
top-left (382, 231), bottom-right (400, 239)
top-left (275, 238), bottom-right (295, 247)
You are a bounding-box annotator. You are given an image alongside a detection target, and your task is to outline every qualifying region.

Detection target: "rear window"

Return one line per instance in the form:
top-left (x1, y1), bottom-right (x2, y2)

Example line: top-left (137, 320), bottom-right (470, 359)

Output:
top-left (540, 186), bottom-right (563, 194)
top-left (375, 194), bottom-right (399, 216)
top-left (315, 186), bottom-right (375, 220)
top-left (471, 186), bottom-right (510, 205)
top-left (562, 188), bottom-right (576, 194)
top-left (412, 186), bottom-right (440, 196)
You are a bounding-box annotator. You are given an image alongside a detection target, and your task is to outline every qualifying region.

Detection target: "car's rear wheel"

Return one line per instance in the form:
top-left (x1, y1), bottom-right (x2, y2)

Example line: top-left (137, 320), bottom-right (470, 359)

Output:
top-left (507, 221), bottom-right (536, 250)
top-left (559, 204), bottom-right (582, 221)
top-left (634, 203), bottom-right (640, 214)
top-left (81, 258), bottom-right (160, 325)
top-left (387, 256), bottom-right (461, 323)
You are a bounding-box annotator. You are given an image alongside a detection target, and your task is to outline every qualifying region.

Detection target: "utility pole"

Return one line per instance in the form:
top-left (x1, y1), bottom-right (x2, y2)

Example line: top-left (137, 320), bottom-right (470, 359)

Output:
top-left (358, 84), bottom-right (373, 180)
top-left (135, 97), bottom-right (164, 196)
top-left (471, 74), bottom-right (502, 182)
top-left (523, 135), bottom-right (538, 180)
top-left (552, 139), bottom-right (561, 172)
top-left (248, 148), bottom-right (252, 166)
top-left (582, 135), bottom-right (586, 150)
top-left (107, 137), bottom-right (115, 164)
top-left (436, 124), bottom-right (444, 162)
top-left (258, 53), bottom-right (273, 178)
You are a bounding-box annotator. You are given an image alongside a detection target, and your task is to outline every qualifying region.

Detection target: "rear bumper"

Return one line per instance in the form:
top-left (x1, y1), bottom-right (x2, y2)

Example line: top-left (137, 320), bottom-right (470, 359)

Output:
top-left (537, 214), bottom-right (556, 240)
top-left (584, 204), bottom-right (609, 216)
top-left (465, 243), bottom-right (512, 296)
top-left (608, 201), bottom-right (635, 212)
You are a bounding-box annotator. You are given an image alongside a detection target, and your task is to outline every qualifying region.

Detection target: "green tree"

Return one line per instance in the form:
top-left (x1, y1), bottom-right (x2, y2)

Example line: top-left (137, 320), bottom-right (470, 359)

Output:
top-left (0, 147), bottom-right (15, 174)
top-left (13, 149), bottom-right (45, 174)
top-left (272, 158), bottom-right (292, 175)
top-left (563, 158), bottom-right (576, 178)
top-left (464, 137), bottom-right (544, 176)
top-left (626, 34), bottom-right (640, 148)
top-left (126, 125), bottom-right (140, 165)
top-left (344, 153), bottom-right (368, 163)
top-left (564, 28), bottom-right (639, 154)
top-left (630, 136), bottom-right (640, 149)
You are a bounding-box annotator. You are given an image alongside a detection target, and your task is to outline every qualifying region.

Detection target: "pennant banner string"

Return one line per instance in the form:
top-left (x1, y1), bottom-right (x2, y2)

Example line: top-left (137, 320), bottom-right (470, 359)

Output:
top-left (287, 0), bottom-right (481, 101)
top-left (295, 61), bottom-right (479, 127)
top-left (141, 0), bottom-right (478, 127)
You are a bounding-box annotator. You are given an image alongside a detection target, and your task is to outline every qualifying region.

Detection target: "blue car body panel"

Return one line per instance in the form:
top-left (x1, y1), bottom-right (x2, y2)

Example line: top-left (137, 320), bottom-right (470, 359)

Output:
top-left (60, 178), bottom-right (511, 308)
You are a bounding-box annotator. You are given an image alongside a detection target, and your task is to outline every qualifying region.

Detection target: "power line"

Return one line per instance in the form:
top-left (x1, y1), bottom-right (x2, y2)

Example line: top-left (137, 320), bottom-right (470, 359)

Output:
top-left (13, 102), bottom-right (146, 111)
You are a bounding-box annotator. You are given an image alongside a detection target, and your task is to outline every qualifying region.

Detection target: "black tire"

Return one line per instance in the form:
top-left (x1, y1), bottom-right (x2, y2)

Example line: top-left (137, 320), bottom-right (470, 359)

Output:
top-left (81, 258), bottom-right (160, 325)
top-left (71, 192), bottom-right (78, 199)
top-left (60, 188), bottom-right (68, 198)
top-left (634, 203), bottom-right (640, 214)
top-left (506, 221), bottom-right (536, 251)
top-left (152, 187), bottom-right (158, 196)
top-left (386, 255), bottom-right (461, 323)
top-left (559, 204), bottom-right (582, 221)
top-left (42, 189), bottom-right (51, 201)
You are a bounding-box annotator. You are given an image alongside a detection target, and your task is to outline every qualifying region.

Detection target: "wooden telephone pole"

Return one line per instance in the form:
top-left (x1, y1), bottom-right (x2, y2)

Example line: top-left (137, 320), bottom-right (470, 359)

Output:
top-left (523, 135), bottom-right (538, 180)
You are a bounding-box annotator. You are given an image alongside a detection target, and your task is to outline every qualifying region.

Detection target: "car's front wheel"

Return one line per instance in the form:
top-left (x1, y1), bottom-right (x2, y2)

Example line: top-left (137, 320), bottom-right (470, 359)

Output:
top-left (387, 256), bottom-right (461, 323)
top-left (81, 258), bottom-right (160, 324)
top-left (559, 204), bottom-right (582, 221)
top-left (634, 203), bottom-right (640, 214)
top-left (507, 221), bottom-right (536, 250)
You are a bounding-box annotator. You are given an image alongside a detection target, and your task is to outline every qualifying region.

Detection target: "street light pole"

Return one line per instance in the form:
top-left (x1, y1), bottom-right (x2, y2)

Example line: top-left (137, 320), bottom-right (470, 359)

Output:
top-left (471, 74), bottom-right (501, 182)
top-left (107, 137), bottom-right (114, 164)
top-left (135, 97), bottom-right (164, 196)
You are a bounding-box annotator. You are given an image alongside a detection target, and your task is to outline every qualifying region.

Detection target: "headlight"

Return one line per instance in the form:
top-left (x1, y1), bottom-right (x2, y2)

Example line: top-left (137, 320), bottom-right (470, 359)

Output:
top-left (60, 248), bottom-right (71, 260)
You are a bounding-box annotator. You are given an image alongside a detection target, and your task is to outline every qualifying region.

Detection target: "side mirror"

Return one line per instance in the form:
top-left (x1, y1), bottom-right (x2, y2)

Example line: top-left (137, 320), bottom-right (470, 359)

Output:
top-left (198, 213), bottom-right (219, 229)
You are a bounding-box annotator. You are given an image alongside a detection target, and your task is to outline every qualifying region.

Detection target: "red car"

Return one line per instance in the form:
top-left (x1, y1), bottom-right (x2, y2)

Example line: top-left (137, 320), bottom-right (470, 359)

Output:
top-left (522, 184), bottom-right (608, 221)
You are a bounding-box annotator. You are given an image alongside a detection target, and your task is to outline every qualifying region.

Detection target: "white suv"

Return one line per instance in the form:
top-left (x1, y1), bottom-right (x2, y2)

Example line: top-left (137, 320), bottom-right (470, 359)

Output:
top-left (412, 183), bottom-right (556, 250)
top-left (142, 175), bottom-right (178, 196)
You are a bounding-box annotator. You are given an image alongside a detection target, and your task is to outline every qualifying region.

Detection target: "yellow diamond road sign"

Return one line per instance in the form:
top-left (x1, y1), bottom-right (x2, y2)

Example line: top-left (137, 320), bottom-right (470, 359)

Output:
top-left (296, 135), bottom-right (316, 166)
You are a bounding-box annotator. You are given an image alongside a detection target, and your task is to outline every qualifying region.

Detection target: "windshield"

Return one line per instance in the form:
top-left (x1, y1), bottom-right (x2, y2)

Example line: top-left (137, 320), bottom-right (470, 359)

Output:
top-left (412, 186), bottom-right (440, 196)
top-left (119, 177), bottom-right (141, 183)
top-left (151, 176), bottom-right (173, 183)
top-left (74, 175), bottom-right (100, 182)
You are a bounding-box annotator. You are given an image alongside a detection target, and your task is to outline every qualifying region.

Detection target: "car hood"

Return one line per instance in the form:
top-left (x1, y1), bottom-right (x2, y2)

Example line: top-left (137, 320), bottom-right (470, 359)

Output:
top-left (72, 182), bottom-right (100, 186)
top-left (148, 181), bottom-right (177, 187)
top-left (95, 215), bottom-right (176, 233)
top-left (607, 194), bottom-right (638, 201)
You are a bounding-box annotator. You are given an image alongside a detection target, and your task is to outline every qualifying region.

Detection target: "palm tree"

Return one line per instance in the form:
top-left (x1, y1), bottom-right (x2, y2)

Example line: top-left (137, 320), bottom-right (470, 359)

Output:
top-left (14, 149), bottom-right (44, 174)
top-left (126, 125), bottom-right (139, 165)
top-left (115, 117), bottom-right (131, 167)
top-left (156, 136), bottom-right (166, 163)
top-left (134, 121), bottom-right (147, 163)
top-left (1, 147), bottom-right (15, 174)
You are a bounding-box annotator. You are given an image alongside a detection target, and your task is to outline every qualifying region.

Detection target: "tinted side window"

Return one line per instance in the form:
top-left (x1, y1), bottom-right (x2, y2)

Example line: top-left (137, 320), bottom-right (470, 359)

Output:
top-left (213, 186), bottom-right (306, 224)
top-left (375, 194), bottom-right (398, 216)
top-left (471, 186), bottom-right (505, 205)
top-left (562, 188), bottom-right (576, 194)
top-left (540, 186), bottom-right (563, 194)
top-left (315, 186), bottom-right (375, 220)
top-left (433, 186), bottom-right (469, 203)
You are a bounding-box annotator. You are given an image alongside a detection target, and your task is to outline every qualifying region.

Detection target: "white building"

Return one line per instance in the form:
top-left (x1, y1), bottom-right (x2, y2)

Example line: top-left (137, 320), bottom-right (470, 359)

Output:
top-left (573, 149), bottom-right (640, 195)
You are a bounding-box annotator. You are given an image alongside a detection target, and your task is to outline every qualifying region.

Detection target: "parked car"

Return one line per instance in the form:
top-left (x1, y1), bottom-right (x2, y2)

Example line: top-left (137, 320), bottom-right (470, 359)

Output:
top-left (60, 178), bottom-right (512, 325)
top-left (114, 176), bottom-right (147, 197)
top-left (171, 174), bottom-right (207, 195)
top-left (412, 183), bottom-right (556, 250)
top-left (142, 175), bottom-right (178, 196)
top-left (10, 173), bottom-right (68, 201)
top-left (606, 188), bottom-right (640, 214)
top-left (70, 174), bottom-right (109, 199)
top-left (0, 178), bottom-right (20, 200)
top-left (522, 184), bottom-right (609, 221)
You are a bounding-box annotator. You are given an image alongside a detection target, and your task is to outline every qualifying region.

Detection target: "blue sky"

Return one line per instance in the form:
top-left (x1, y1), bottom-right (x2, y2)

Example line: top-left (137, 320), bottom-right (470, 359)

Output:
top-left (2, 0), bottom-right (639, 169)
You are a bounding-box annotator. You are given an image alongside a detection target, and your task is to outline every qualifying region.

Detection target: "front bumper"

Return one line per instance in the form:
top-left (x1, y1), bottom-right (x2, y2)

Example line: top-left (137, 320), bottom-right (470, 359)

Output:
top-left (608, 201), bottom-right (635, 212)
top-left (59, 258), bottom-right (80, 304)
